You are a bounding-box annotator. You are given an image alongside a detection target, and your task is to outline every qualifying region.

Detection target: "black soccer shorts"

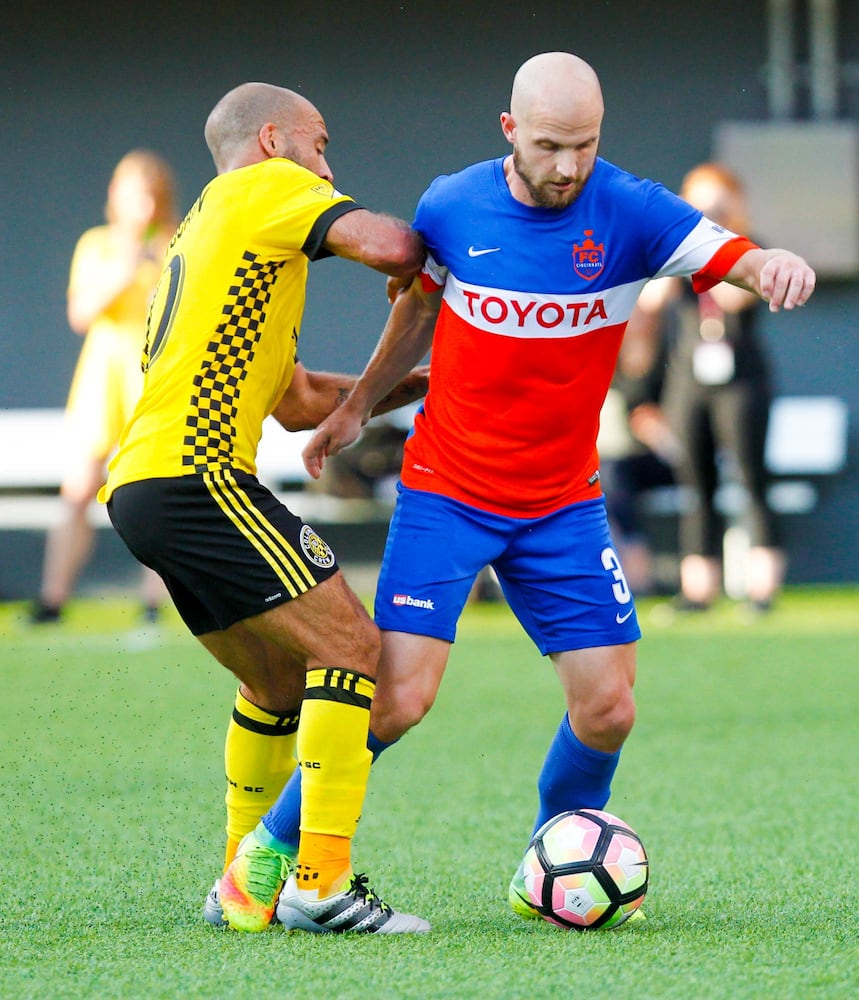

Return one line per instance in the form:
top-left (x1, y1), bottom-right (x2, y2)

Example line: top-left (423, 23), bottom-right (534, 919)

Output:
top-left (107, 469), bottom-right (340, 635)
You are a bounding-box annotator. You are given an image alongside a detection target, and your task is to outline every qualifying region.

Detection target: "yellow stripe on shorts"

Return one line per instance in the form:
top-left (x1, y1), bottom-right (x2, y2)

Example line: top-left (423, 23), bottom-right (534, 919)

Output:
top-left (203, 469), bottom-right (315, 597)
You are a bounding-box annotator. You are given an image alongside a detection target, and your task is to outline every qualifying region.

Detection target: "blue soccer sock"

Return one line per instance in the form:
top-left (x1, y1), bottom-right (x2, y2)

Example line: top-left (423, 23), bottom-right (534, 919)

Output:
top-left (261, 730), bottom-right (394, 850)
top-left (531, 714), bottom-right (621, 837)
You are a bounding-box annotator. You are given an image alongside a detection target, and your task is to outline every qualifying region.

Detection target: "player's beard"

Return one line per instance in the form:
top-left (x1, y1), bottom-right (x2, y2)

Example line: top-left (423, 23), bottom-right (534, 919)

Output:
top-left (512, 148), bottom-right (592, 209)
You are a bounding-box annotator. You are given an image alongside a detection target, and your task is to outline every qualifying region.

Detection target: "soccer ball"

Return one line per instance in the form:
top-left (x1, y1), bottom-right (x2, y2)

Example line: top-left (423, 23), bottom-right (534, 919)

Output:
top-left (520, 808), bottom-right (649, 930)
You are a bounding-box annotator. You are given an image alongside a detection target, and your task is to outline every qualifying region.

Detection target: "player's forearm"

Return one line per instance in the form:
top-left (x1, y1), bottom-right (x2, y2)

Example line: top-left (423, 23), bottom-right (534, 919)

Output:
top-left (346, 290), bottom-right (436, 420)
top-left (723, 247), bottom-right (774, 298)
top-left (272, 370), bottom-right (353, 431)
top-left (369, 365), bottom-right (430, 417)
top-left (273, 355), bottom-right (429, 432)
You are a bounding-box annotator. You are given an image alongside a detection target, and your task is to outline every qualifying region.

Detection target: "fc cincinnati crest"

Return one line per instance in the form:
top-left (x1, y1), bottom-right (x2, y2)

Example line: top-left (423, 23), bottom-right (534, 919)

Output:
top-left (300, 524), bottom-right (335, 568)
top-left (572, 230), bottom-right (605, 280)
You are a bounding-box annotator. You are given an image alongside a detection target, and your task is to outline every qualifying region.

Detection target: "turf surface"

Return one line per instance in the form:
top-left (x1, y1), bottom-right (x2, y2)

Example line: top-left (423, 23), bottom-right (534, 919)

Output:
top-left (1, 587), bottom-right (857, 999)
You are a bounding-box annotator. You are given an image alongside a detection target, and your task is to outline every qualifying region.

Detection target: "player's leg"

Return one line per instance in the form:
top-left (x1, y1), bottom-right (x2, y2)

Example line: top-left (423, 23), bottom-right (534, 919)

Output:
top-left (495, 497), bottom-right (640, 916)
top-left (370, 631), bottom-right (453, 740)
top-left (222, 685), bottom-right (301, 869)
top-left (258, 628), bottom-right (451, 863)
top-left (200, 570), bottom-right (388, 930)
top-left (196, 630), bottom-right (306, 927)
top-left (228, 578), bottom-right (429, 934)
top-left (107, 473), bottom-right (416, 931)
top-left (202, 683), bottom-right (301, 927)
top-left (508, 643), bottom-right (637, 921)
top-left (274, 487), bottom-right (498, 931)
top-left (537, 642), bottom-right (636, 831)
top-left (272, 628), bottom-right (449, 933)
top-left (213, 648), bottom-right (304, 897)
top-left (364, 486), bottom-right (504, 740)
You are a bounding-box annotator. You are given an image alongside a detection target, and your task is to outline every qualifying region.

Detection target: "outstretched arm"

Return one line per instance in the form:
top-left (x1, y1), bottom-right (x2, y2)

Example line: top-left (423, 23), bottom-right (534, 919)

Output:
top-left (272, 361), bottom-right (429, 432)
top-left (323, 209), bottom-right (425, 278)
top-left (302, 279), bottom-right (441, 478)
top-left (724, 247), bottom-right (816, 312)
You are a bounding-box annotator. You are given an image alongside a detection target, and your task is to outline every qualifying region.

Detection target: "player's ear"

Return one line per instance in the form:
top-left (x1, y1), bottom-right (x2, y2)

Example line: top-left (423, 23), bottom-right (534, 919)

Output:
top-left (500, 112), bottom-right (516, 145)
top-left (259, 123), bottom-right (278, 157)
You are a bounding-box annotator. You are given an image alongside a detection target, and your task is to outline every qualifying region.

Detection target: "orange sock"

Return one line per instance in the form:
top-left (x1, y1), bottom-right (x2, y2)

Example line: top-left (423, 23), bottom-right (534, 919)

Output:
top-left (294, 832), bottom-right (352, 898)
top-left (223, 837), bottom-right (241, 871)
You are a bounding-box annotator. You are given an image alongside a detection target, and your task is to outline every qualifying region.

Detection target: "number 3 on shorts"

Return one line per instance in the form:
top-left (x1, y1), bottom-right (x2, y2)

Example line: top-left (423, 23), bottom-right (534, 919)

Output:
top-left (601, 547), bottom-right (631, 605)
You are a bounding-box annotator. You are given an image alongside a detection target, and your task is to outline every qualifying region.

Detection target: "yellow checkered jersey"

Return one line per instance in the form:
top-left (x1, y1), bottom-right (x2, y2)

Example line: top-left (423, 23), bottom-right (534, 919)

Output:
top-left (100, 157), bottom-right (358, 500)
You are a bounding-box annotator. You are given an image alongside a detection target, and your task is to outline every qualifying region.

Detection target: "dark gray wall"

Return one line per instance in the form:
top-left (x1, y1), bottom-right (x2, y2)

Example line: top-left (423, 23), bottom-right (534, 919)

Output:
top-left (2, 1), bottom-right (857, 582)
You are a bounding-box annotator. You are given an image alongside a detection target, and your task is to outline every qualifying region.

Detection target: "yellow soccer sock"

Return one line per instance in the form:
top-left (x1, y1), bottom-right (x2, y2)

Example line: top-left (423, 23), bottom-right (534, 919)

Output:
top-left (295, 668), bottom-right (374, 895)
top-left (223, 688), bottom-right (300, 873)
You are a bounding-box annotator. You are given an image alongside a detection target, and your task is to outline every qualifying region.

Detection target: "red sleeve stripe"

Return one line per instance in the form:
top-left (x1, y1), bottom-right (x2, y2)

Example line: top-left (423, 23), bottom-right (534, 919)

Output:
top-left (421, 270), bottom-right (443, 293)
top-left (691, 236), bottom-right (759, 293)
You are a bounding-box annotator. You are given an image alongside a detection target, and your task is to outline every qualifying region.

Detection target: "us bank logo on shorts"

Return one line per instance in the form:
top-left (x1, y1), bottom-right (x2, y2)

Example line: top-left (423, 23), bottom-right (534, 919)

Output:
top-left (300, 525), bottom-right (335, 568)
top-left (392, 594), bottom-right (435, 610)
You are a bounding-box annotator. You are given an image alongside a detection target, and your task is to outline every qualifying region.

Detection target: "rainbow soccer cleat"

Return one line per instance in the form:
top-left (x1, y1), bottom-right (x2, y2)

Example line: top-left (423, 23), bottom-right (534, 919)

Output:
top-left (219, 831), bottom-right (293, 932)
top-left (508, 859), bottom-right (542, 920)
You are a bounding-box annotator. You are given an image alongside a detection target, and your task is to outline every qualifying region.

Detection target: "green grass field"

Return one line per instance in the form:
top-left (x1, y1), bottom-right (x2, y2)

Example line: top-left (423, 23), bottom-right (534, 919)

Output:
top-left (1, 586), bottom-right (857, 999)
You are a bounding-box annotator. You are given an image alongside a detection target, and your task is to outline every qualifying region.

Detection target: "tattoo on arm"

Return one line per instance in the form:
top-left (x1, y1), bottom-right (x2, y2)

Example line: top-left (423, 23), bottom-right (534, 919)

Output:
top-left (335, 386), bottom-right (350, 408)
top-left (371, 374), bottom-right (427, 416)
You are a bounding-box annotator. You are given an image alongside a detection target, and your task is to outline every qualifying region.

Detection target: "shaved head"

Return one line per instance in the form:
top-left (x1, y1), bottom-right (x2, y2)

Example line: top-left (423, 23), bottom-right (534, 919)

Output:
top-left (204, 82), bottom-right (321, 174)
top-left (501, 52), bottom-right (604, 209)
top-left (510, 52), bottom-right (603, 127)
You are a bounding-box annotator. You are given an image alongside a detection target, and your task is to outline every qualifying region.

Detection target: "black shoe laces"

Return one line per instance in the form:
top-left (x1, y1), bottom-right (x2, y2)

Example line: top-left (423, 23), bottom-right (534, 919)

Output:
top-left (348, 873), bottom-right (392, 914)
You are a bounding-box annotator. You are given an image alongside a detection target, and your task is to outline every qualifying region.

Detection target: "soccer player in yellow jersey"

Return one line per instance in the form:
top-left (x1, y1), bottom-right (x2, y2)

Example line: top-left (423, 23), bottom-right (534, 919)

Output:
top-left (100, 82), bottom-right (429, 933)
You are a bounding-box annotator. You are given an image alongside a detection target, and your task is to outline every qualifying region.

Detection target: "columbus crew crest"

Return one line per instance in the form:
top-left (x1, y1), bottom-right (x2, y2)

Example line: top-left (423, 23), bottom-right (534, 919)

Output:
top-left (572, 230), bottom-right (605, 280)
top-left (300, 524), bottom-right (336, 568)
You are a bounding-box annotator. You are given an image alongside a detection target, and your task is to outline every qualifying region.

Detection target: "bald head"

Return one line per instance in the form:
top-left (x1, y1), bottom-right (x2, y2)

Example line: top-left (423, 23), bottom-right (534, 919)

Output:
top-left (204, 82), bottom-right (322, 174)
top-left (510, 52), bottom-right (603, 126)
top-left (501, 52), bottom-right (604, 209)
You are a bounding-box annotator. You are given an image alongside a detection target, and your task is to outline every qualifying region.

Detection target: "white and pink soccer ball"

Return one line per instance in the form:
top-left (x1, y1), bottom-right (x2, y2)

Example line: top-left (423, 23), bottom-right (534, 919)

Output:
top-left (521, 808), bottom-right (649, 930)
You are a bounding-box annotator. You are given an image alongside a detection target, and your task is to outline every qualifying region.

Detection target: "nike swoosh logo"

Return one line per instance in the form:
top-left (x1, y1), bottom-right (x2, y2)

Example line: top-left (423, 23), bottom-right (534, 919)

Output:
top-left (467, 245), bottom-right (501, 257)
top-left (616, 608), bottom-right (635, 624)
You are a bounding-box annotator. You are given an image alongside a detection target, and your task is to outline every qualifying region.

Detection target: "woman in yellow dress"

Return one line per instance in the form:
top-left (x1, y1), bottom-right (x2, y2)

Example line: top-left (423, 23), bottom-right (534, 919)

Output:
top-left (31, 150), bottom-right (178, 623)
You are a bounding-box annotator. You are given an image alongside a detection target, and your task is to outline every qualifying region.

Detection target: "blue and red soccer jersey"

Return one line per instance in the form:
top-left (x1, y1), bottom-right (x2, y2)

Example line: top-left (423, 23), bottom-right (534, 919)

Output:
top-left (402, 156), bottom-right (757, 518)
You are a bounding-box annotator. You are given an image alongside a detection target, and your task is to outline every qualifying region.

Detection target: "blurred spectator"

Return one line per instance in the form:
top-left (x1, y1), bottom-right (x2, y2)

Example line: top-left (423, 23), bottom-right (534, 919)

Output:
top-left (629, 162), bottom-right (785, 612)
top-left (29, 150), bottom-right (178, 624)
top-left (598, 330), bottom-right (677, 595)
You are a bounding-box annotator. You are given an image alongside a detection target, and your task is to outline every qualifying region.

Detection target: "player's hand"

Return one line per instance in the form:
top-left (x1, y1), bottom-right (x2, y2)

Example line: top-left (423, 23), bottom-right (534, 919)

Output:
top-left (302, 405), bottom-right (366, 479)
top-left (759, 252), bottom-right (816, 312)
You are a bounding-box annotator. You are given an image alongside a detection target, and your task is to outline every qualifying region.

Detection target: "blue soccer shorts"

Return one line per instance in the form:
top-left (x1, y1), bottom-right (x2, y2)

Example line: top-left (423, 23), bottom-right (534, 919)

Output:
top-left (374, 486), bottom-right (641, 654)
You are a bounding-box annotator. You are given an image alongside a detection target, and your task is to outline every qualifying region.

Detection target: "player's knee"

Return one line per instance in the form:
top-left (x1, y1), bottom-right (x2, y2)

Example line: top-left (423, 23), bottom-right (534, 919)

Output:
top-left (575, 688), bottom-right (636, 751)
top-left (370, 683), bottom-right (434, 742)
